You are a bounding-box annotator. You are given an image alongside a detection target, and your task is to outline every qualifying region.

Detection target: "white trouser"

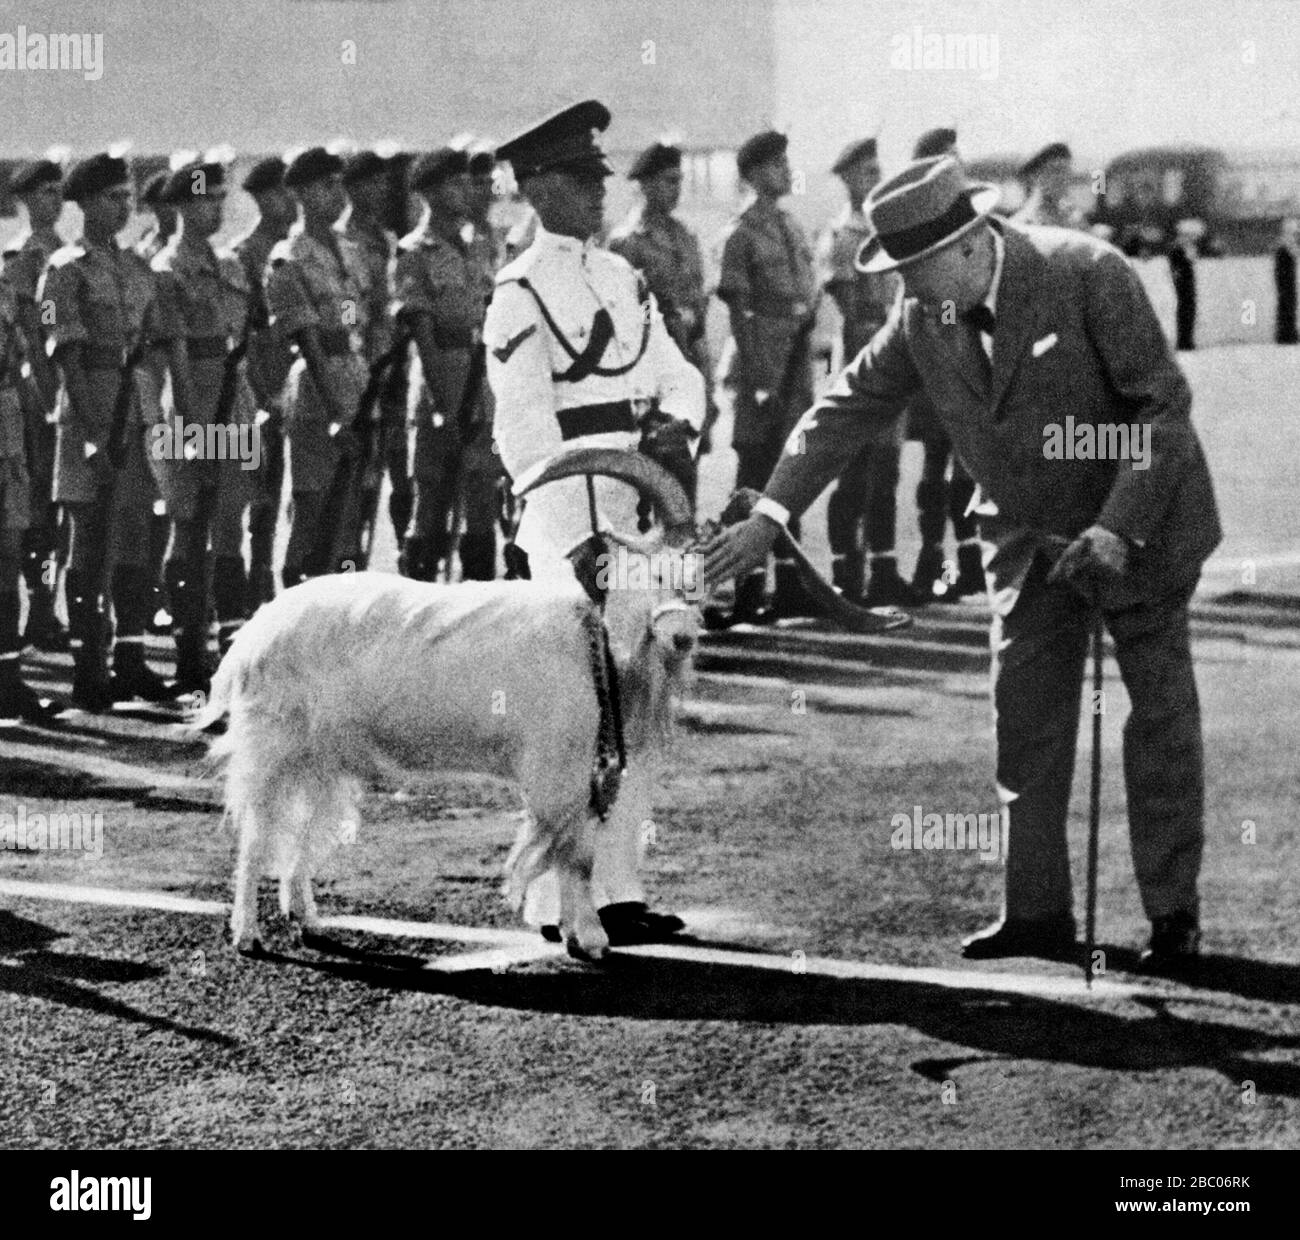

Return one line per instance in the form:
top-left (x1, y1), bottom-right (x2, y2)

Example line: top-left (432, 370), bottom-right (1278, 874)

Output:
top-left (522, 758), bottom-right (654, 925)
top-left (515, 486), bottom-right (656, 925)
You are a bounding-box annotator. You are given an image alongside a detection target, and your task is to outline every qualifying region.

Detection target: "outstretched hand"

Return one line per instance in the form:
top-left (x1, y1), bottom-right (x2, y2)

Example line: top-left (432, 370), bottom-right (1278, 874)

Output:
top-left (702, 515), bottom-right (780, 588)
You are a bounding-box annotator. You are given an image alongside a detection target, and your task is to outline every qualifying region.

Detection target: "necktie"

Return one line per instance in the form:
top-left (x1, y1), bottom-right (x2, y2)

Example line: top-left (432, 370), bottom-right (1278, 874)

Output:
top-left (965, 303), bottom-right (996, 337)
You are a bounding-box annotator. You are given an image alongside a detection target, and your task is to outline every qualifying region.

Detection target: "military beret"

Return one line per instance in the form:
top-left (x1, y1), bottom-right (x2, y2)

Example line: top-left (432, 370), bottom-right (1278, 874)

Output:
top-left (735, 130), bottom-right (788, 178)
top-left (342, 150), bottom-right (388, 185)
top-left (410, 147), bottom-right (469, 192)
top-left (283, 146), bottom-right (344, 189)
top-left (63, 153), bottom-right (130, 204)
top-left (831, 137), bottom-right (878, 176)
top-left (242, 157), bottom-right (286, 194)
top-left (9, 159), bottom-right (63, 195)
top-left (467, 148), bottom-right (496, 175)
top-left (1020, 142), bottom-right (1072, 178)
top-left (158, 161), bottom-right (226, 204)
top-left (496, 99), bottom-right (613, 180)
top-left (628, 142), bottom-right (682, 182)
top-left (913, 127), bottom-right (958, 160)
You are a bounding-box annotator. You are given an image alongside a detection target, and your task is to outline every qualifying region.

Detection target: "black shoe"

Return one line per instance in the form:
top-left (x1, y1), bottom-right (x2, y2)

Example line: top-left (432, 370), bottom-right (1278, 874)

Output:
top-left (111, 654), bottom-right (179, 703)
top-left (23, 602), bottom-right (70, 652)
top-left (71, 672), bottom-right (119, 713)
top-left (936, 544), bottom-right (985, 602)
top-left (540, 925), bottom-right (562, 944)
top-left (910, 544), bottom-right (946, 601)
top-left (598, 902), bottom-right (686, 946)
top-left (1136, 910), bottom-right (1200, 974)
top-left (960, 916), bottom-right (1077, 961)
top-left (863, 558), bottom-right (918, 607)
top-left (0, 677), bottom-right (66, 723)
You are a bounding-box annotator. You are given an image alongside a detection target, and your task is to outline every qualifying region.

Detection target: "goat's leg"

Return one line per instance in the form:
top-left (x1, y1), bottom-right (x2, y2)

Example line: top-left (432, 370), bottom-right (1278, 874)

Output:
top-left (283, 860), bottom-right (322, 936)
top-left (230, 815), bottom-right (265, 957)
top-left (558, 814), bottom-right (608, 963)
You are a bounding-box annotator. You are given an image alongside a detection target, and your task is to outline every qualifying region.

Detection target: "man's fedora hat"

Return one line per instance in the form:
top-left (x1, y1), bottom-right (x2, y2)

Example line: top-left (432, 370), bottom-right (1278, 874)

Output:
top-left (855, 156), bottom-right (1000, 273)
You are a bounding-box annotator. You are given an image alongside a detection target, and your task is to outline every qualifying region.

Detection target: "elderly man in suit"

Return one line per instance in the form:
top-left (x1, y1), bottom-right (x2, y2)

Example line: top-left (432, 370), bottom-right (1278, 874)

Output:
top-left (705, 156), bottom-right (1221, 972)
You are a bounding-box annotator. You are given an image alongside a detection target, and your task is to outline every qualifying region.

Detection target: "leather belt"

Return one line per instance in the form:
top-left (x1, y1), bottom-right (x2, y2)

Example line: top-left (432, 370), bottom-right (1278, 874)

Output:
top-left (557, 400), bottom-right (638, 441)
top-left (186, 336), bottom-right (230, 360)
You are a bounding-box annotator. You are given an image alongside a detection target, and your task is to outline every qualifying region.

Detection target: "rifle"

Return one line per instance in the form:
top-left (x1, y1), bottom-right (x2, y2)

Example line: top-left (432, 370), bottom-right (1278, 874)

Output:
top-left (432, 339), bottom-right (488, 580)
top-left (83, 328), bottom-right (152, 603)
top-left (308, 324), bottom-right (413, 575)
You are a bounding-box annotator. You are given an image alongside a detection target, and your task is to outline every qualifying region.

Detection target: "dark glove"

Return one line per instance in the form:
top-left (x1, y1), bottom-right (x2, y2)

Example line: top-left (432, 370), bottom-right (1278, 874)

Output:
top-left (1045, 525), bottom-right (1130, 605)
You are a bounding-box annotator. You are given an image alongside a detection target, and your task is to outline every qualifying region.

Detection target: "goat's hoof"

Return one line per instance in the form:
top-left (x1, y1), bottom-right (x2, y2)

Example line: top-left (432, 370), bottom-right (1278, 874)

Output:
top-left (565, 932), bottom-right (610, 964)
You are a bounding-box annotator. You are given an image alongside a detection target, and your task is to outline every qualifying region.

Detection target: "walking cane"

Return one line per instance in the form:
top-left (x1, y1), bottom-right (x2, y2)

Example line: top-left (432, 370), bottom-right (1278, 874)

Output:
top-left (1084, 608), bottom-right (1104, 988)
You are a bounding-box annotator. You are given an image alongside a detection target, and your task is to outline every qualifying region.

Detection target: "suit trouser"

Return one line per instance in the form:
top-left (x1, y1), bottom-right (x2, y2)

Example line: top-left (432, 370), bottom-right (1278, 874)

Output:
top-left (991, 555), bottom-right (1204, 923)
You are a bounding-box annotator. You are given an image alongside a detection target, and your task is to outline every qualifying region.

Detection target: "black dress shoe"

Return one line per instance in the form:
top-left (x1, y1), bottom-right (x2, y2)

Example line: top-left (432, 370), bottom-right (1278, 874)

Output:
top-left (540, 924), bottom-right (562, 944)
top-left (863, 559), bottom-right (919, 607)
top-left (1137, 910), bottom-right (1200, 974)
top-left (0, 678), bottom-right (66, 723)
top-left (960, 916), bottom-right (1077, 960)
top-left (598, 902), bottom-right (686, 946)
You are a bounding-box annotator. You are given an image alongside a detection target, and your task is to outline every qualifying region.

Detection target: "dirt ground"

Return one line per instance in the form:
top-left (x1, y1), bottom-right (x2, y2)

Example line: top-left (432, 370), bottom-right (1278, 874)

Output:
top-left (1, 347), bottom-right (1298, 1151)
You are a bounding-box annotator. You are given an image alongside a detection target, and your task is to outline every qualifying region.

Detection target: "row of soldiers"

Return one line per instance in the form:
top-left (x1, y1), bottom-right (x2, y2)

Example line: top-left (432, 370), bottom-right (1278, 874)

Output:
top-left (0, 122), bottom-right (1086, 720)
top-left (0, 142), bottom-right (507, 719)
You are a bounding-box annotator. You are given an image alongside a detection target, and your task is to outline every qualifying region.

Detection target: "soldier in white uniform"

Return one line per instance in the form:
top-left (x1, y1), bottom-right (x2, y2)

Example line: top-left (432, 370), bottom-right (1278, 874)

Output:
top-left (485, 99), bottom-right (705, 945)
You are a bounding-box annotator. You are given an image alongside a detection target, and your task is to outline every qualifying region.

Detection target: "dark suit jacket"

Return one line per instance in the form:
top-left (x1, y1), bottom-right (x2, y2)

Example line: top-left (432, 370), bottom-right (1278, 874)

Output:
top-left (765, 221), bottom-right (1222, 614)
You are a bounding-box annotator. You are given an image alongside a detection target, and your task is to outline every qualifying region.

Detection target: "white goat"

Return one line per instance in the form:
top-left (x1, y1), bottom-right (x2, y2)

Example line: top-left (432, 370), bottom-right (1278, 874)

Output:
top-left (195, 449), bottom-right (699, 962)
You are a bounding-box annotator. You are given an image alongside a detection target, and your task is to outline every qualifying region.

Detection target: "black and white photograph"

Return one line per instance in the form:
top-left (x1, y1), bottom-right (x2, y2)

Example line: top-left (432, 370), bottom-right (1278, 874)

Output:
top-left (0, 0), bottom-right (1296, 1180)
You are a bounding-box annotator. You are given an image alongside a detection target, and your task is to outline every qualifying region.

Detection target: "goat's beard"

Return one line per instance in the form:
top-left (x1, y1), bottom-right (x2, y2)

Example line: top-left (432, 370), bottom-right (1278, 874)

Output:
top-left (617, 633), bottom-right (691, 753)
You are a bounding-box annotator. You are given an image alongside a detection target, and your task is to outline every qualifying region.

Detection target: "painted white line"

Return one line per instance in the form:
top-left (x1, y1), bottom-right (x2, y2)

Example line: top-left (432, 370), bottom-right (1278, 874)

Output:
top-left (0, 878), bottom-right (1151, 1001)
top-left (0, 878), bottom-right (227, 917)
top-left (1, 742), bottom-right (214, 796)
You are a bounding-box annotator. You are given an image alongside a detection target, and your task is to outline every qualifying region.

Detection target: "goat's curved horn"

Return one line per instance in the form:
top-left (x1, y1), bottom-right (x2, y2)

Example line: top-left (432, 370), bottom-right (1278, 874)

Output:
top-left (511, 447), bottom-right (694, 543)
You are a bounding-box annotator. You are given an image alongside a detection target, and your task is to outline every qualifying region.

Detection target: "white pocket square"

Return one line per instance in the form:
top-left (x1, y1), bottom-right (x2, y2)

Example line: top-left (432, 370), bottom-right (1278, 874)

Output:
top-left (1032, 332), bottom-right (1058, 357)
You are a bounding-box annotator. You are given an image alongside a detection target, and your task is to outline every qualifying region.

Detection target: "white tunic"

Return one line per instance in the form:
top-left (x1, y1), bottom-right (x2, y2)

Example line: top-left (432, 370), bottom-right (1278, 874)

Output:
top-left (484, 225), bottom-right (705, 571)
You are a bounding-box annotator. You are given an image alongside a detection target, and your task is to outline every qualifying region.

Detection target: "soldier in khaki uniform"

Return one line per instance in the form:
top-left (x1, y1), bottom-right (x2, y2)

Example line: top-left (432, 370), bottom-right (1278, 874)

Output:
top-left (264, 147), bottom-right (370, 587)
top-left (231, 157), bottom-right (296, 605)
top-left (608, 141), bottom-right (715, 497)
top-left (395, 147), bottom-right (496, 581)
top-left (0, 273), bottom-right (63, 719)
top-left (1012, 142), bottom-right (1086, 231)
top-left (3, 159), bottom-right (67, 651)
top-left (42, 154), bottom-right (181, 710)
top-left (340, 150), bottom-right (412, 557)
top-left (151, 159), bottom-right (260, 691)
top-left (716, 129), bottom-right (818, 622)
top-left (818, 137), bottom-right (914, 606)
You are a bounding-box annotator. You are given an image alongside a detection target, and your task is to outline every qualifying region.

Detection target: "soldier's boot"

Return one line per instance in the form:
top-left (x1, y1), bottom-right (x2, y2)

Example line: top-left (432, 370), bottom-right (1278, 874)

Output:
top-left (863, 554), bottom-right (918, 607)
top-left (20, 530), bottom-right (68, 651)
top-left (938, 541), bottom-right (986, 602)
top-left (458, 531), bottom-right (496, 582)
top-left (389, 482), bottom-right (413, 557)
top-left (398, 535), bottom-right (436, 582)
top-left (110, 566), bottom-right (177, 702)
top-left (771, 558), bottom-right (817, 621)
top-left (910, 543), bottom-right (946, 601)
top-left (831, 553), bottom-right (865, 603)
top-left (212, 556), bottom-right (248, 657)
top-left (0, 587), bottom-right (63, 721)
top-left (168, 560), bottom-right (215, 695)
top-left (67, 570), bottom-right (116, 713)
